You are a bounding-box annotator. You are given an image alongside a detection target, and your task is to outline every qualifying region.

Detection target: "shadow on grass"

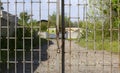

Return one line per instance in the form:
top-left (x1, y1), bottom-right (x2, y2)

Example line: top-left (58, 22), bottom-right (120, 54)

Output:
top-left (0, 38), bottom-right (54, 73)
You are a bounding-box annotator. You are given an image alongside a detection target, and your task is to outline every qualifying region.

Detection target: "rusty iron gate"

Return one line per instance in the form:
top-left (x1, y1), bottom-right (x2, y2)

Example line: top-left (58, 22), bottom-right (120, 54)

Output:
top-left (0, 0), bottom-right (120, 73)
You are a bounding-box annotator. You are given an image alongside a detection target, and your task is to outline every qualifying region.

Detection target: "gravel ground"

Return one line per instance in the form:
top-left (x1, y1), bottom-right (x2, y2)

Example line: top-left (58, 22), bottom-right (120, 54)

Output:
top-left (1, 40), bottom-right (119, 73)
top-left (34, 40), bottom-right (120, 73)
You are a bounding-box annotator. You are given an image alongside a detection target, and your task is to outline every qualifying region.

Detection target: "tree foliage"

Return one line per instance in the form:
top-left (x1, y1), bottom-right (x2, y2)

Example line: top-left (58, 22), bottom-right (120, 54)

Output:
top-left (37, 20), bottom-right (48, 32)
top-left (17, 12), bottom-right (39, 38)
top-left (84, 0), bottom-right (120, 40)
top-left (48, 13), bottom-right (74, 28)
top-left (18, 12), bottom-right (30, 26)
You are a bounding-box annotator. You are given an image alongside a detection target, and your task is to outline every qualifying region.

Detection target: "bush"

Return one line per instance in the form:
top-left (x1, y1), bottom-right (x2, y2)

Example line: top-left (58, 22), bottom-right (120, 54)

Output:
top-left (1, 27), bottom-right (48, 63)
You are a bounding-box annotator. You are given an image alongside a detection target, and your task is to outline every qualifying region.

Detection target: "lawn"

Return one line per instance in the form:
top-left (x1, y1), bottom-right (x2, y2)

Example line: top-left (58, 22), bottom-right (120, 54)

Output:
top-left (77, 39), bottom-right (120, 53)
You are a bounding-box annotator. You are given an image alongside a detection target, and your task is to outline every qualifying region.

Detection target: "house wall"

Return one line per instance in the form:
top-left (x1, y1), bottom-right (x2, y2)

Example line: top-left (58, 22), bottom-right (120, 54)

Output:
top-left (0, 11), bottom-right (18, 37)
top-left (67, 32), bottom-right (79, 39)
top-left (39, 28), bottom-right (83, 39)
top-left (47, 28), bottom-right (56, 34)
top-left (38, 32), bottom-right (47, 38)
top-left (1, 18), bottom-right (15, 37)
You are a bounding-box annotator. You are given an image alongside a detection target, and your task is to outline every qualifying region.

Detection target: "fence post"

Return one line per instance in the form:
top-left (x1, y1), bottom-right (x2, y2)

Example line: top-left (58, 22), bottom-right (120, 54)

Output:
top-left (61, 0), bottom-right (65, 73)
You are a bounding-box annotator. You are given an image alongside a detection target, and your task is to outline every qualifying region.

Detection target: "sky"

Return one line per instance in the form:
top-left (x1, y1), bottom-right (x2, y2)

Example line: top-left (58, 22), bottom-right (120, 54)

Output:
top-left (1, 0), bottom-right (87, 21)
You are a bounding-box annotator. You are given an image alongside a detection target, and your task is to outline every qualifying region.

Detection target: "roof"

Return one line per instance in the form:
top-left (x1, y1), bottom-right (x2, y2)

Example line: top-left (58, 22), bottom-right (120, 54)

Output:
top-left (0, 11), bottom-right (18, 23)
top-left (37, 20), bottom-right (48, 23)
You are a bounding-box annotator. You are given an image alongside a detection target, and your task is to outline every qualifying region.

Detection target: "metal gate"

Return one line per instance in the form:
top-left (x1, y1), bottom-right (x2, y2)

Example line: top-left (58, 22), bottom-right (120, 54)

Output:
top-left (0, 0), bottom-right (120, 73)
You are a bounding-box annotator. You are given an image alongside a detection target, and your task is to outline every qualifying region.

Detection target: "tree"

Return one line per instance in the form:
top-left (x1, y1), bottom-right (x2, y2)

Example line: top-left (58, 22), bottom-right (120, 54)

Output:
top-left (87, 0), bottom-right (120, 40)
top-left (37, 20), bottom-right (48, 32)
top-left (18, 12), bottom-right (30, 26)
top-left (18, 12), bottom-right (39, 38)
top-left (48, 13), bottom-right (74, 28)
top-left (89, 0), bottom-right (120, 24)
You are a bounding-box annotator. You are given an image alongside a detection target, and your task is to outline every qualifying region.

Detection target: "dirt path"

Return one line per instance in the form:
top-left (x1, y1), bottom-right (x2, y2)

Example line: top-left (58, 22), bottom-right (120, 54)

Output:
top-left (34, 40), bottom-right (120, 73)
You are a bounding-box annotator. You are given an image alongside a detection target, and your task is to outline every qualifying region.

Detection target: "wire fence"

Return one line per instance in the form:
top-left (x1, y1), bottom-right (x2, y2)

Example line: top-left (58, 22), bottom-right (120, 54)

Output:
top-left (0, 0), bottom-right (120, 73)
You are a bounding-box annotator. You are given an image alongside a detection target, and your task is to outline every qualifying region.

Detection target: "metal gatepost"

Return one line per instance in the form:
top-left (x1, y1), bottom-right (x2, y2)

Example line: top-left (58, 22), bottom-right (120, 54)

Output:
top-left (61, 0), bottom-right (65, 73)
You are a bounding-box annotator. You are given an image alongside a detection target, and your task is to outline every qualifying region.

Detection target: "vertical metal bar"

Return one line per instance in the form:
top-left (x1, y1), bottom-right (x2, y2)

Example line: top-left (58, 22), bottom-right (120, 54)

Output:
top-left (101, 1), bottom-right (105, 73)
top-left (77, 0), bottom-right (80, 72)
top-left (77, 0), bottom-right (80, 28)
top-left (85, 0), bottom-right (88, 73)
top-left (38, 0), bottom-right (41, 65)
top-left (68, 0), bottom-right (71, 73)
top-left (118, 0), bottom-right (120, 69)
top-left (7, 0), bottom-right (10, 72)
top-left (47, 0), bottom-right (50, 73)
top-left (102, 5), bottom-right (105, 73)
top-left (15, 0), bottom-right (17, 73)
top-left (22, 0), bottom-right (25, 73)
top-left (61, 0), bottom-right (65, 73)
top-left (109, 0), bottom-right (113, 73)
top-left (93, 1), bottom-right (96, 71)
top-left (56, 0), bottom-right (60, 52)
top-left (30, 0), bottom-right (33, 73)
top-left (56, 1), bottom-right (60, 73)
top-left (93, 7), bottom-right (96, 52)
top-left (0, 0), bottom-right (2, 63)
top-left (56, 0), bottom-right (60, 32)
top-left (83, 4), bottom-right (85, 21)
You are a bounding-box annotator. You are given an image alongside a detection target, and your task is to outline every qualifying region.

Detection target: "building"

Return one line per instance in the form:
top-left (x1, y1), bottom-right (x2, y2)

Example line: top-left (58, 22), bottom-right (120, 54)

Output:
top-left (65, 27), bottom-right (83, 39)
top-left (38, 27), bottom-right (83, 39)
top-left (0, 10), bottom-right (18, 37)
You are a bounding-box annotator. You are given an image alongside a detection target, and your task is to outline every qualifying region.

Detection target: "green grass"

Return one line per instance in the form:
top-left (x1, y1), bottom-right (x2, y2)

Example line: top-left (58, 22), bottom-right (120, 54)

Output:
top-left (77, 39), bottom-right (119, 53)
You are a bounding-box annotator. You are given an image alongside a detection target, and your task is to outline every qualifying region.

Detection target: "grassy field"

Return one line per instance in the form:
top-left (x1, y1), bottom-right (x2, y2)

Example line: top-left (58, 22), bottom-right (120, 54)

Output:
top-left (77, 39), bottom-right (120, 53)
